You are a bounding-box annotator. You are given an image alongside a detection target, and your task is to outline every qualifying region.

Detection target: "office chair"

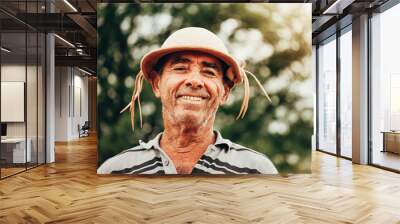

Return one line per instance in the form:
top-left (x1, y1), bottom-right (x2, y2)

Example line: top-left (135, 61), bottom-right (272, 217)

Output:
top-left (79, 121), bottom-right (90, 138)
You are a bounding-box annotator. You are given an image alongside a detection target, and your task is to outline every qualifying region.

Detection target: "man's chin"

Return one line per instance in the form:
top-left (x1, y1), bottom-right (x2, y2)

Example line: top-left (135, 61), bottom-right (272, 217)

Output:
top-left (174, 111), bottom-right (204, 127)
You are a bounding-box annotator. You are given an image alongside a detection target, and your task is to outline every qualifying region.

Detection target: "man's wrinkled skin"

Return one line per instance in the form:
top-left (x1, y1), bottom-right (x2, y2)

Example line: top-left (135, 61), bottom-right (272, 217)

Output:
top-left (150, 51), bottom-right (231, 174)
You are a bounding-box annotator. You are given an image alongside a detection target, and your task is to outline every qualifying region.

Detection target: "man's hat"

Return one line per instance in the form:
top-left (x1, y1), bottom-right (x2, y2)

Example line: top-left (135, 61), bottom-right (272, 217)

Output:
top-left (121, 27), bottom-right (272, 130)
top-left (141, 27), bottom-right (243, 85)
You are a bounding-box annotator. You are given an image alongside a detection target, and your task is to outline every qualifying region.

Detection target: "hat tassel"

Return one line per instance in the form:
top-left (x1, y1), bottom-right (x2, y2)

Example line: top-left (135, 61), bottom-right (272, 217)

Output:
top-left (236, 69), bottom-right (250, 120)
top-left (236, 69), bottom-right (272, 120)
top-left (120, 71), bottom-right (144, 131)
top-left (245, 70), bottom-right (272, 103)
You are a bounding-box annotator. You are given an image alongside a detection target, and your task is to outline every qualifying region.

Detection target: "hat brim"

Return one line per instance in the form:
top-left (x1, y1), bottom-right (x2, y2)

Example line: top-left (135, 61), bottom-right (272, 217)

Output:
top-left (140, 46), bottom-right (243, 84)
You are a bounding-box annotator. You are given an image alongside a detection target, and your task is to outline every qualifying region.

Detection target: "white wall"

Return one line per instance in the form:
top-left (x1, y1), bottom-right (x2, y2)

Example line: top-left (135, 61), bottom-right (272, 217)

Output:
top-left (1, 63), bottom-right (46, 163)
top-left (1, 65), bottom-right (37, 138)
top-left (55, 67), bottom-right (89, 141)
top-left (1, 65), bottom-right (26, 139)
top-left (55, 67), bottom-right (69, 141)
top-left (71, 73), bottom-right (89, 138)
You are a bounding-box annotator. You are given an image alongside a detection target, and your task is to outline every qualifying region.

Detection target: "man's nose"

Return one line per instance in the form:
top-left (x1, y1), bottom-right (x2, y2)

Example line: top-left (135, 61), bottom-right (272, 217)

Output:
top-left (184, 71), bottom-right (204, 89)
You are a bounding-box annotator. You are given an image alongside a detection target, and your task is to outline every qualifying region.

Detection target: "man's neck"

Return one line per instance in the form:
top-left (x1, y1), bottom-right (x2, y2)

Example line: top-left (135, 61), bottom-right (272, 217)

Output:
top-left (161, 123), bottom-right (215, 152)
top-left (160, 118), bottom-right (216, 174)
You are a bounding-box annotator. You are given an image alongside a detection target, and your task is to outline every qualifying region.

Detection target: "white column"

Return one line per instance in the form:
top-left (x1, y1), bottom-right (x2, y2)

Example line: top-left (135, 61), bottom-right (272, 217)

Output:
top-left (46, 33), bottom-right (55, 163)
top-left (45, 1), bottom-right (55, 163)
top-left (352, 14), bottom-right (369, 164)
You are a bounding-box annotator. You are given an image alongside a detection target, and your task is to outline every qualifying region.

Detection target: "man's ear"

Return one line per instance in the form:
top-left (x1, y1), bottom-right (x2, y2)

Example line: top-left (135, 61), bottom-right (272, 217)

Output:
top-left (220, 83), bottom-right (231, 105)
top-left (149, 71), bottom-right (161, 98)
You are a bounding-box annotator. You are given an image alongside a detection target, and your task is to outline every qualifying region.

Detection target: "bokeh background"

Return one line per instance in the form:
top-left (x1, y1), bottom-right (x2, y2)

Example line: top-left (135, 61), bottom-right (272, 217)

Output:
top-left (97, 3), bottom-right (312, 173)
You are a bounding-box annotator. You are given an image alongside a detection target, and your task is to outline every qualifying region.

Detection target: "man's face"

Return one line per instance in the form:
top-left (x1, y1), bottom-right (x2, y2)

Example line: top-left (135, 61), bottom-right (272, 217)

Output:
top-left (151, 51), bottom-right (230, 128)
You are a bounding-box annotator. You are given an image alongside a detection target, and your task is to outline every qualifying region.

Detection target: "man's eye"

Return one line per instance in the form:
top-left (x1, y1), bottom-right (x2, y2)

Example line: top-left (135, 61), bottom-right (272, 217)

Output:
top-left (204, 70), bottom-right (216, 77)
top-left (173, 67), bottom-right (187, 71)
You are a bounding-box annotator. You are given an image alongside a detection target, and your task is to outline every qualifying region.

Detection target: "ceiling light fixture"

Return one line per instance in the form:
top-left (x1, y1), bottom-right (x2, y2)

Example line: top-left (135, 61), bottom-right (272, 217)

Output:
top-left (54, 34), bottom-right (75, 48)
top-left (323, 0), bottom-right (342, 14)
top-left (1, 47), bottom-right (11, 53)
top-left (63, 0), bottom-right (78, 12)
top-left (78, 67), bottom-right (93, 76)
top-left (322, 0), bottom-right (354, 15)
top-left (76, 48), bottom-right (86, 55)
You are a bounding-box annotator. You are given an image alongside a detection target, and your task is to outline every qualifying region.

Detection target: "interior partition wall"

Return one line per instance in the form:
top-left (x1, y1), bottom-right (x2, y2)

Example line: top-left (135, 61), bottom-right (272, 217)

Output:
top-left (0, 1), bottom-right (46, 179)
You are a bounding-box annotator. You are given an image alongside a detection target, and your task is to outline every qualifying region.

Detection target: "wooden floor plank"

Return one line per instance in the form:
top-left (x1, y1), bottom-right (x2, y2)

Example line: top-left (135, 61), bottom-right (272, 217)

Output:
top-left (0, 134), bottom-right (399, 223)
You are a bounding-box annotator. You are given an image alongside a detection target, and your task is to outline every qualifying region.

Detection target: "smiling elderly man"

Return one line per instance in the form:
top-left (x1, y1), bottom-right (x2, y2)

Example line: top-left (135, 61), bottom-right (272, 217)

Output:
top-left (97, 27), bottom-right (278, 175)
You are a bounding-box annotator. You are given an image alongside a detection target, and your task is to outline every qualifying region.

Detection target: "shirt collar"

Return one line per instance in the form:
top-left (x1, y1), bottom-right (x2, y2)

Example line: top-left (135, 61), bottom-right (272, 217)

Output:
top-left (139, 132), bottom-right (163, 150)
top-left (214, 130), bottom-right (232, 151)
top-left (139, 130), bottom-right (232, 151)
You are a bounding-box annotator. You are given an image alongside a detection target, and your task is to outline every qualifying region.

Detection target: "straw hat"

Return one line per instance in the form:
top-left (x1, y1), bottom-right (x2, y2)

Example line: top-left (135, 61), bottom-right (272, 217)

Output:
top-left (121, 27), bottom-right (271, 130)
top-left (141, 27), bottom-right (243, 85)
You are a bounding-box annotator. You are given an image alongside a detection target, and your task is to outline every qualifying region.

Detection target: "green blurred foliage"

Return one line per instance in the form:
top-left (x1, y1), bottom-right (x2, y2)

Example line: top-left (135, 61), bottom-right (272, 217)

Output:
top-left (97, 3), bottom-right (313, 173)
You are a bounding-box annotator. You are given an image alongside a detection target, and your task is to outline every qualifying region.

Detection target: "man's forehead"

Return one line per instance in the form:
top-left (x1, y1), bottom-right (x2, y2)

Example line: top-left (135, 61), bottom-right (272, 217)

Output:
top-left (167, 51), bottom-right (222, 65)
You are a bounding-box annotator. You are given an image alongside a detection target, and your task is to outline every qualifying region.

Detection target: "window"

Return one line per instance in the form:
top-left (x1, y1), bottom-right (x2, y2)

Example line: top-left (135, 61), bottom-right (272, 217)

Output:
top-left (339, 27), bottom-right (352, 158)
top-left (371, 3), bottom-right (400, 171)
top-left (317, 35), bottom-right (337, 154)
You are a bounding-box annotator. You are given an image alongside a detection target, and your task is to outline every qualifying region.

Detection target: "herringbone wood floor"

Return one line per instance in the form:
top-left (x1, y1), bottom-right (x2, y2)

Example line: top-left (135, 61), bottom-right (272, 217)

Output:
top-left (1, 134), bottom-right (400, 224)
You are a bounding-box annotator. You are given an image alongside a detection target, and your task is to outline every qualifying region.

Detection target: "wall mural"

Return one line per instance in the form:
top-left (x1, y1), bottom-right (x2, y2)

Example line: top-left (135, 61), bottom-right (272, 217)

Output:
top-left (97, 3), bottom-right (312, 175)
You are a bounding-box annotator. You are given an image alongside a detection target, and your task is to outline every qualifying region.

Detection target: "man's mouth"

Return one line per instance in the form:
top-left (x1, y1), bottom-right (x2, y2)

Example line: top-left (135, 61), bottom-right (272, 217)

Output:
top-left (176, 94), bottom-right (208, 104)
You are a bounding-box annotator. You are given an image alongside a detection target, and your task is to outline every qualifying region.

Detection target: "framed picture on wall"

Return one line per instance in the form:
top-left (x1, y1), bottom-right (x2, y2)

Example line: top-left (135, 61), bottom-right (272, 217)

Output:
top-left (1, 81), bottom-right (25, 122)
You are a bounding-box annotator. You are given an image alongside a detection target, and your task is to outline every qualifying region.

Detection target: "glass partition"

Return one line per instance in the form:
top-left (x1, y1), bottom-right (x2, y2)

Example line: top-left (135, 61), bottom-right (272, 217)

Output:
top-left (0, 1), bottom-right (46, 179)
top-left (38, 31), bottom-right (45, 165)
top-left (1, 28), bottom-right (28, 178)
top-left (27, 30), bottom-right (38, 169)
top-left (26, 0), bottom-right (45, 169)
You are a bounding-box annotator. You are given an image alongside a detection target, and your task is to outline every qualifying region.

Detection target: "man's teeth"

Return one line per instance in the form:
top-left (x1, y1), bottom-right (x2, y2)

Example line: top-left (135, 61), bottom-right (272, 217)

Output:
top-left (181, 96), bottom-right (203, 101)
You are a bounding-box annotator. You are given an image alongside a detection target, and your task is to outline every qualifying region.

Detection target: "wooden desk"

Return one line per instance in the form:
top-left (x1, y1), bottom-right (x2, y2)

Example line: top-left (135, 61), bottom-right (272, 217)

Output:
top-left (1, 138), bottom-right (31, 163)
top-left (381, 131), bottom-right (400, 154)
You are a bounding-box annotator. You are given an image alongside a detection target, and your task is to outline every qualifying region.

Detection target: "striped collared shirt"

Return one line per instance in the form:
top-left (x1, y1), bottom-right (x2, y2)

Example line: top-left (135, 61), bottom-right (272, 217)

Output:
top-left (97, 131), bottom-right (278, 175)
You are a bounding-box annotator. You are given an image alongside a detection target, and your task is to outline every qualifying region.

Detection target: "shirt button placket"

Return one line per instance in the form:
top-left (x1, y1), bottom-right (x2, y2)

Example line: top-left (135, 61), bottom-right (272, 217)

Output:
top-left (161, 156), bottom-right (176, 174)
top-left (163, 159), bottom-right (169, 166)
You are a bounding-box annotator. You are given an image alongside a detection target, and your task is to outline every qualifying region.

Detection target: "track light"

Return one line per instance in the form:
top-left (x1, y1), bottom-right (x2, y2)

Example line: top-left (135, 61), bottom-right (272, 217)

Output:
top-left (63, 0), bottom-right (78, 12)
top-left (54, 34), bottom-right (75, 48)
top-left (322, 0), bottom-right (354, 15)
top-left (78, 67), bottom-right (93, 76)
top-left (1, 47), bottom-right (11, 53)
top-left (323, 0), bottom-right (340, 14)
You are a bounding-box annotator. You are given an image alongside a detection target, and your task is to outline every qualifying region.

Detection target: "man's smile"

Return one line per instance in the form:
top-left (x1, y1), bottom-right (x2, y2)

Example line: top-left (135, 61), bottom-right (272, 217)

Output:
top-left (176, 94), bottom-right (208, 104)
